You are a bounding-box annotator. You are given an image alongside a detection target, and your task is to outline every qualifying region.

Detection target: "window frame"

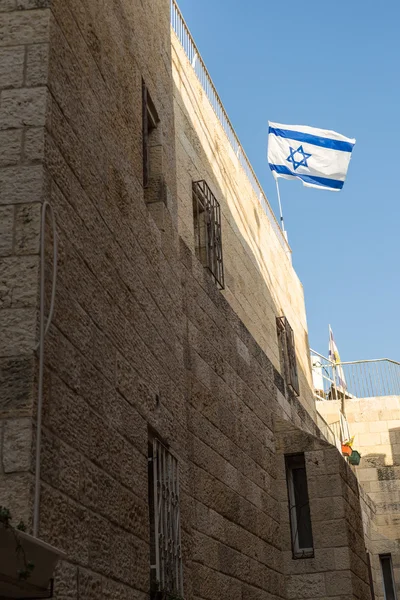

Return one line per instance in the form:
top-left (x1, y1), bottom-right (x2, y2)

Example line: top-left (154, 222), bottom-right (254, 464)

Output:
top-left (192, 179), bottom-right (224, 289)
top-left (380, 554), bottom-right (398, 600)
top-left (148, 436), bottom-right (183, 597)
top-left (277, 316), bottom-right (300, 396)
top-left (142, 81), bottom-right (159, 189)
top-left (285, 453), bottom-right (314, 559)
top-left (367, 553), bottom-right (376, 600)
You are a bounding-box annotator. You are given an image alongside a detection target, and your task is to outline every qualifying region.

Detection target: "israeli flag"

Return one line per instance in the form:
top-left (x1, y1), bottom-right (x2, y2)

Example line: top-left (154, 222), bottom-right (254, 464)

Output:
top-left (268, 121), bottom-right (356, 191)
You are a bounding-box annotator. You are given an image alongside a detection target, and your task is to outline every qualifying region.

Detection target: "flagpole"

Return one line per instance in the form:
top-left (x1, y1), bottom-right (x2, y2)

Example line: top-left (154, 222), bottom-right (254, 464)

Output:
top-left (274, 175), bottom-right (288, 241)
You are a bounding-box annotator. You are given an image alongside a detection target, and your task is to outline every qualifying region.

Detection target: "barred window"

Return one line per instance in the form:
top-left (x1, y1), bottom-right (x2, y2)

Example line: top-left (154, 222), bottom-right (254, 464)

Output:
top-left (192, 180), bottom-right (224, 289)
top-left (285, 454), bottom-right (314, 559)
top-left (277, 316), bottom-right (300, 396)
top-left (148, 437), bottom-right (183, 597)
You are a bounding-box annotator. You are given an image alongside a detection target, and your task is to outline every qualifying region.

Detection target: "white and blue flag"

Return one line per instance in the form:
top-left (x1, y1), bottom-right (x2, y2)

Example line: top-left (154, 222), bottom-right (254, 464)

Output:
top-left (268, 121), bottom-right (356, 191)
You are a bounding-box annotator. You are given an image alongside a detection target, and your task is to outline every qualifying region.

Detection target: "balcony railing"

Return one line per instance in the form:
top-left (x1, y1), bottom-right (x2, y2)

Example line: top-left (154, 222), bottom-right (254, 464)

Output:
top-left (316, 412), bottom-right (342, 451)
top-left (311, 350), bottom-right (400, 400)
top-left (170, 0), bottom-right (291, 256)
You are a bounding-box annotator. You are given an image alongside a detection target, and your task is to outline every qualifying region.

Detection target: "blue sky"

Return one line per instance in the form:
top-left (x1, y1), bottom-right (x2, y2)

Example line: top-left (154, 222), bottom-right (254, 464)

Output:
top-left (177, 0), bottom-right (400, 362)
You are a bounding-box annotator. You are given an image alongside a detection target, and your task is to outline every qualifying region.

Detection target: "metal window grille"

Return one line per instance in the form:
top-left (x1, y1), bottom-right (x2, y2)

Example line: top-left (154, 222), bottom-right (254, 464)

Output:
top-left (192, 180), bottom-right (224, 289)
top-left (277, 316), bottom-right (300, 396)
top-left (149, 439), bottom-right (183, 596)
top-left (285, 454), bottom-right (314, 559)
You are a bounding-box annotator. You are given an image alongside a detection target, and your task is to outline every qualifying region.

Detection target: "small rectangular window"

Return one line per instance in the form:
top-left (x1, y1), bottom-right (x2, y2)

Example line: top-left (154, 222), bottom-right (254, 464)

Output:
top-left (277, 316), bottom-right (300, 396)
top-left (142, 81), bottom-right (159, 189)
top-left (148, 436), bottom-right (183, 597)
top-left (367, 553), bottom-right (376, 600)
top-left (380, 554), bottom-right (397, 600)
top-left (285, 454), bottom-right (314, 558)
top-left (192, 180), bottom-right (224, 289)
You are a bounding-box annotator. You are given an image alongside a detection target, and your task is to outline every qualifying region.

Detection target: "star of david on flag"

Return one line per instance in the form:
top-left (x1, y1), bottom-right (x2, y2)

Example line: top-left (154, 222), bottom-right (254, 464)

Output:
top-left (286, 145), bottom-right (311, 170)
top-left (268, 121), bottom-right (356, 191)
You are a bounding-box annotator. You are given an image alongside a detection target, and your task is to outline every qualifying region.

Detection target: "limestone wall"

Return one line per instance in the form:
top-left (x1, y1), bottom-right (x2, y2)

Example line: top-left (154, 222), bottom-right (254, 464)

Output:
top-left (172, 35), bottom-right (315, 418)
top-left (0, 1), bottom-right (378, 599)
top-left (276, 418), bottom-right (373, 600)
top-left (0, 1), bottom-right (50, 526)
top-left (318, 396), bottom-right (400, 599)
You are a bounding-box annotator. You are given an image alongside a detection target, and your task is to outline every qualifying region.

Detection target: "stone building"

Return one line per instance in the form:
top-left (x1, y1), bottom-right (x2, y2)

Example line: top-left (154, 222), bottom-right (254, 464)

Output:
top-left (0, 0), bottom-right (395, 599)
top-left (319, 394), bottom-right (400, 600)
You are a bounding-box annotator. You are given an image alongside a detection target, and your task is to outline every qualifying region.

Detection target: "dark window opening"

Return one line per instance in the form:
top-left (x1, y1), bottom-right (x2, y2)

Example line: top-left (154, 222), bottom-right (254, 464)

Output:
top-left (367, 553), bottom-right (376, 600)
top-left (277, 316), bottom-right (300, 396)
top-left (192, 179), bottom-right (224, 289)
top-left (142, 81), bottom-right (160, 189)
top-left (380, 554), bottom-right (397, 600)
top-left (285, 453), bottom-right (314, 558)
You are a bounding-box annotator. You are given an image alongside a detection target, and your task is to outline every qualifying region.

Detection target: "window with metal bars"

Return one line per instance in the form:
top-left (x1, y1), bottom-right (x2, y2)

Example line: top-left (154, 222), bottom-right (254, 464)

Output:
top-left (148, 437), bottom-right (183, 598)
top-left (380, 554), bottom-right (397, 600)
top-left (285, 453), bottom-right (314, 559)
top-left (277, 316), bottom-right (300, 396)
top-left (192, 180), bottom-right (224, 289)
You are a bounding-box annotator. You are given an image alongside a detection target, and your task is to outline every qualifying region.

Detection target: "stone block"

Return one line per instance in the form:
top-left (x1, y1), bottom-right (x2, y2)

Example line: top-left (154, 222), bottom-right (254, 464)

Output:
top-left (0, 46), bottom-right (24, 88)
top-left (0, 0), bottom-right (16, 11)
top-left (0, 472), bottom-right (32, 524)
top-left (0, 87), bottom-right (47, 129)
top-left (16, 0), bottom-right (51, 9)
top-left (357, 468), bottom-right (378, 482)
top-left (0, 355), bottom-right (34, 414)
top-left (0, 204), bottom-right (13, 255)
top-left (369, 420), bottom-right (389, 433)
top-left (110, 527), bottom-right (148, 589)
top-left (285, 573), bottom-right (326, 599)
top-left (0, 165), bottom-right (44, 205)
top-left (24, 127), bottom-right (44, 162)
top-left (313, 518), bottom-right (348, 548)
top-left (44, 377), bottom-right (90, 455)
top-left (14, 202), bottom-right (41, 254)
top-left (311, 495), bottom-right (344, 521)
top-left (77, 568), bottom-right (102, 600)
top-left (52, 560), bottom-right (78, 600)
top-left (0, 9), bottom-right (50, 46)
top-left (0, 128), bottom-right (21, 166)
top-left (0, 255), bottom-right (38, 308)
top-left (2, 417), bottom-right (32, 472)
top-left (102, 578), bottom-right (143, 600)
top-left (325, 570), bottom-right (352, 595)
top-left (0, 307), bottom-right (36, 355)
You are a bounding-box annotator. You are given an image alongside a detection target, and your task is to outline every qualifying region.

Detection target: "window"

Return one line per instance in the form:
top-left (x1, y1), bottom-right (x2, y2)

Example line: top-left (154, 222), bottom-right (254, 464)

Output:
top-left (148, 436), bottom-right (183, 597)
top-left (192, 180), bottom-right (224, 289)
top-left (142, 80), bottom-right (160, 189)
top-left (380, 554), bottom-right (397, 600)
top-left (277, 316), bottom-right (300, 396)
top-left (367, 553), bottom-right (376, 600)
top-left (285, 454), bottom-right (314, 558)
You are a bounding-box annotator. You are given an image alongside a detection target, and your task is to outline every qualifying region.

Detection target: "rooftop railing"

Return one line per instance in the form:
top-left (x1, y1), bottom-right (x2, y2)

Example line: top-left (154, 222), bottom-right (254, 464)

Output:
top-left (311, 350), bottom-right (400, 400)
top-left (171, 0), bottom-right (291, 256)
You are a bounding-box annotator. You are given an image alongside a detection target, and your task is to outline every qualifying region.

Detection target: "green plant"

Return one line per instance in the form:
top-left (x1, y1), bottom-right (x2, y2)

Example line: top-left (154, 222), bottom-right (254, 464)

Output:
top-left (0, 506), bottom-right (35, 581)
